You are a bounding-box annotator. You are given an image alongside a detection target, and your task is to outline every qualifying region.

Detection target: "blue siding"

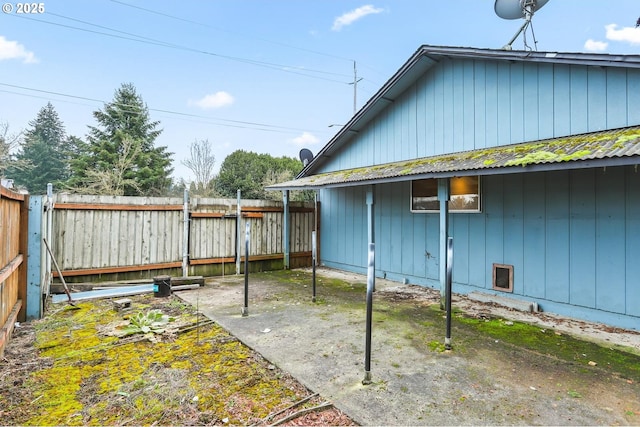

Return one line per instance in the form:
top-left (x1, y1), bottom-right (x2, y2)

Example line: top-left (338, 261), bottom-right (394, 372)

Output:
top-left (484, 175), bottom-right (504, 286)
top-left (626, 167), bottom-right (640, 317)
top-left (545, 171), bottom-right (570, 303)
top-left (315, 55), bottom-right (640, 330)
top-left (319, 166), bottom-right (640, 329)
top-left (587, 67), bottom-right (607, 130)
top-left (319, 59), bottom-right (640, 175)
top-left (503, 174), bottom-right (524, 293)
top-left (553, 67), bottom-right (571, 136)
top-left (569, 66), bottom-right (589, 134)
top-left (595, 167), bottom-right (626, 313)
top-left (569, 169), bottom-right (596, 308)
top-left (522, 173), bottom-right (546, 298)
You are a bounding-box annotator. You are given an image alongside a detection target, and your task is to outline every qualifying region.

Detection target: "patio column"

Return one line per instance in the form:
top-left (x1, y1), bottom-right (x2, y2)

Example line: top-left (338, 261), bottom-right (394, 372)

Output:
top-left (438, 178), bottom-right (450, 309)
top-left (283, 190), bottom-right (290, 269)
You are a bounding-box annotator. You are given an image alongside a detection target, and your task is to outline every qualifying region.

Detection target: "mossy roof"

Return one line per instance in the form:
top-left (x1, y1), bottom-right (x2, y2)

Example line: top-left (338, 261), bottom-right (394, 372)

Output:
top-left (267, 126), bottom-right (640, 190)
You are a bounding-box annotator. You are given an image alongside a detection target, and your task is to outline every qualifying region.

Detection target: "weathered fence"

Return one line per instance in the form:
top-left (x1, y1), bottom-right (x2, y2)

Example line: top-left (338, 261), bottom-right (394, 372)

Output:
top-left (51, 193), bottom-right (318, 282)
top-left (0, 185), bottom-right (28, 355)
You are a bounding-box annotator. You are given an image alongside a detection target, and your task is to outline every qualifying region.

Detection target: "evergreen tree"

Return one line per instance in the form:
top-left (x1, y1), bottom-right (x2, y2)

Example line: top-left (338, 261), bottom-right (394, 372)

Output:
top-left (10, 103), bottom-right (67, 193)
top-left (69, 83), bottom-right (173, 196)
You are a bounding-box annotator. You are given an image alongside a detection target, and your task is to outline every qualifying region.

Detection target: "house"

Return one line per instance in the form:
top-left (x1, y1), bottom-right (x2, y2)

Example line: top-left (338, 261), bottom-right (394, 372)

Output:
top-left (269, 45), bottom-right (640, 331)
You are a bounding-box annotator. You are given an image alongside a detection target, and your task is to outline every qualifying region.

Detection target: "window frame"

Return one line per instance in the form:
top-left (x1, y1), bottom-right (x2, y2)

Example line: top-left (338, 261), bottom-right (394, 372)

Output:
top-left (410, 176), bottom-right (482, 213)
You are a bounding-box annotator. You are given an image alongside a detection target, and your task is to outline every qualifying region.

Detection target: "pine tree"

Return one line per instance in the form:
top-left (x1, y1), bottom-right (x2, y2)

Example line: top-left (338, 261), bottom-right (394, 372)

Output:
top-left (10, 103), bottom-right (67, 193)
top-left (69, 83), bottom-right (173, 196)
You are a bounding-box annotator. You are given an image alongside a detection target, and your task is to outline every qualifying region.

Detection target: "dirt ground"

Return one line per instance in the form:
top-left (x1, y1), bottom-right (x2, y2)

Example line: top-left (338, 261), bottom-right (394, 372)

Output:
top-left (178, 267), bottom-right (640, 426)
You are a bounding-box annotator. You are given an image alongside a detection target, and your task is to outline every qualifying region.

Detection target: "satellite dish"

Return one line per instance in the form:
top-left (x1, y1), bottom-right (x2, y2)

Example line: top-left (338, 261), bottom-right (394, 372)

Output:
top-left (299, 148), bottom-right (314, 167)
top-left (495, 0), bottom-right (549, 20)
top-left (494, 0), bottom-right (550, 50)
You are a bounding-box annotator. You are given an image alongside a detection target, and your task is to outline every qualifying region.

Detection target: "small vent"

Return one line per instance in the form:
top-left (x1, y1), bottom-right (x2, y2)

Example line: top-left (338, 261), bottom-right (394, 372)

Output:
top-left (492, 264), bottom-right (513, 292)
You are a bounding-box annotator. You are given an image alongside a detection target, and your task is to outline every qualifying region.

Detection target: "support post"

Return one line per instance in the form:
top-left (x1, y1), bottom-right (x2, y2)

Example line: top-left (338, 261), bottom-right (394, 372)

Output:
top-left (438, 178), bottom-right (450, 309)
top-left (182, 189), bottom-right (189, 277)
top-left (45, 183), bottom-right (53, 297)
top-left (311, 230), bottom-right (317, 302)
top-left (283, 190), bottom-right (290, 269)
top-left (366, 185), bottom-right (375, 290)
top-left (445, 236), bottom-right (453, 350)
top-left (242, 221), bottom-right (250, 316)
top-left (236, 189), bottom-right (241, 275)
top-left (363, 242), bottom-right (375, 385)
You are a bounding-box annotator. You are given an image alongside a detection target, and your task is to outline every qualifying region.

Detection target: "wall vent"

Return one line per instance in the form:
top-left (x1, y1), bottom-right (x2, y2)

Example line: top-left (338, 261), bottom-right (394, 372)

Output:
top-left (492, 263), bottom-right (513, 292)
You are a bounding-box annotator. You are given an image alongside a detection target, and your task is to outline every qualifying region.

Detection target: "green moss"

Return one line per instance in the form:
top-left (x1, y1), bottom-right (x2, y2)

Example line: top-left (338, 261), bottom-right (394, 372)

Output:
top-left (22, 296), bottom-right (305, 426)
top-left (505, 151), bottom-right (558, 166)
top-left (455, 315), bottom-right (640, 380)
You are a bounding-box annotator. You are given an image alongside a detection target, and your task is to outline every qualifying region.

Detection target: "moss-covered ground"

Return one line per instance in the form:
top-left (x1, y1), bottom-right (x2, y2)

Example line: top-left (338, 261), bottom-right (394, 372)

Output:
top-left (2, 294), bottom-right (324, 426)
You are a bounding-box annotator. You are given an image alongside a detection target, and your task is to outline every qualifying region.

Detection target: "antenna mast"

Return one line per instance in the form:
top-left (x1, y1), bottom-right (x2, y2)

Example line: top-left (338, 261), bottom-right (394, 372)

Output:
top-left (495, 0), bottom-right (550, 50)
top-left (349, 61), bottom-right (363, 114)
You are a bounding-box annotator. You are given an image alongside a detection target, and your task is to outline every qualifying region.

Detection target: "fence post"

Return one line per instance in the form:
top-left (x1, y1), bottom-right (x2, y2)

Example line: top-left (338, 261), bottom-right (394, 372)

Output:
top-left (26, 196), bottom-right (44, 320)
top-left (182, 189), bottom-right (189, 277)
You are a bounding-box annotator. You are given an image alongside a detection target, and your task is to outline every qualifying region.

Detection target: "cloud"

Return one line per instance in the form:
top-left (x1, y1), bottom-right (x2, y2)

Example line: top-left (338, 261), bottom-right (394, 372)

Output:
top-left (584, 39), bottom-right (608, 52)
top-left (332, 5), bottom-right (384, 31)
top-left (290, 132), bottom-right (319, 147)
top-left (189, 91), bottom-right (234, 109)
top-left (604, 23), bottom-right (640, 45)
top-left (0, 36), bottom-right (38, 63)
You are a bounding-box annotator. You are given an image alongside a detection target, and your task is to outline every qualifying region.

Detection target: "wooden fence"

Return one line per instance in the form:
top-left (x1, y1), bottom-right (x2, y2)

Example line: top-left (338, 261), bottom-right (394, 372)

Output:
top-left (51, 193), bottom-right (318, 282)
top-left (0, 185), bottom-right (28, 356)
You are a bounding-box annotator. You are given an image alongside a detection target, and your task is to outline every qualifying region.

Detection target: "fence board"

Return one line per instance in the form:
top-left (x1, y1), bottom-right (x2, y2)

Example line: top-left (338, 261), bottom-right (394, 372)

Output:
top-left (50, 194), bottom-right (315, 280)
top-left (0, 185), bottom-right (27, 354)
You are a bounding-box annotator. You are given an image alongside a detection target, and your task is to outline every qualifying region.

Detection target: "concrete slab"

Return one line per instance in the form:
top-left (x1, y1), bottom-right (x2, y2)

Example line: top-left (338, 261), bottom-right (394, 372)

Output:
top-left (177, 268), bottom-right (640, 426)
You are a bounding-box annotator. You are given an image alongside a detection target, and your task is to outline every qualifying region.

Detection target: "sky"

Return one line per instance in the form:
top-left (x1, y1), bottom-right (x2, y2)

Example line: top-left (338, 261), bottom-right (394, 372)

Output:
top-left (2, 0), bottom-right (640, 184)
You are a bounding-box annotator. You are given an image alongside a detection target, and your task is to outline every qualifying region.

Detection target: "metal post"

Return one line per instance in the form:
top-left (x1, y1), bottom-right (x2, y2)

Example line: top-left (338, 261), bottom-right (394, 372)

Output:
top-left (366, 186), bottom-right (375, 291)
top-left (236, 189), bottom-right (241, 275)
top-left (438, 178), bottom-right (450, 309)
top-left (312, 230), bottom-right (317, 302)
top-left (242, 221), bottom-right (250, 316)
top-left (45, 183), bottom-right (53, 298)
top-left (363, 242), bottom-right (375, 385)
top-left (182, 189), bottom-right (189, 277)
top-left (445, 237), bottom-right (453, 350)
top-left (283, 190), bottom-right (290, 269)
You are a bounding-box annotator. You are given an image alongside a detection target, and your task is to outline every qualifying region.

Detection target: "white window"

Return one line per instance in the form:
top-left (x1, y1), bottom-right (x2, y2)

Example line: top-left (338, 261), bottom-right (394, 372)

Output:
top-left (411, 176), bottom-right (481, 213)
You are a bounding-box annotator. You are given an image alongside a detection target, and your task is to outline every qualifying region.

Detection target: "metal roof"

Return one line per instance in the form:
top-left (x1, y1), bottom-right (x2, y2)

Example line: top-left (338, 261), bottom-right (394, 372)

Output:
top-left (267, 126), bottom-right (640, 190)
top-left (298, 45), bottom-right (640, 179)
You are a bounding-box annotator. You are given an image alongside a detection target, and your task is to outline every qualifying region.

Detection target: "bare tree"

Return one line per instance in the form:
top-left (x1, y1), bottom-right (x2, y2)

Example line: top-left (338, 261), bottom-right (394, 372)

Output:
top-left (0, 121), bottom-right (25, 179)
top-left (181, 139), bottom-right (216, 195)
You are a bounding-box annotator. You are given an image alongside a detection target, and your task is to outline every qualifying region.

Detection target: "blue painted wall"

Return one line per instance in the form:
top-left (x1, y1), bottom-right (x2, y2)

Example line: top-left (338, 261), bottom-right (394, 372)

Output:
top-left (319, 165), bottom-right (640, 330)
top-left (318, 58), bottom-right (640, 175)
top-left (315, 55), bottom-right (640, 330)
